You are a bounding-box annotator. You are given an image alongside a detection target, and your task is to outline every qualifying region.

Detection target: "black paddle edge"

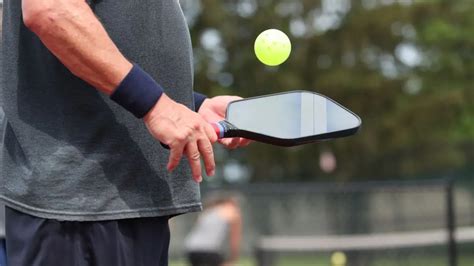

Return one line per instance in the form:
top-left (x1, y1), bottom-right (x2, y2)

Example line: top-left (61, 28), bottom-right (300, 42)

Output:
top-left (224, 125), bottom-right (361, 147)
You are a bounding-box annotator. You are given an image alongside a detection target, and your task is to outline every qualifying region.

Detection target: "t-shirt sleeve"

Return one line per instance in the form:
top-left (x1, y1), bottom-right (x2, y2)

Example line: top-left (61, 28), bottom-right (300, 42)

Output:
top-left (193, 92), bottom-right (207, 112)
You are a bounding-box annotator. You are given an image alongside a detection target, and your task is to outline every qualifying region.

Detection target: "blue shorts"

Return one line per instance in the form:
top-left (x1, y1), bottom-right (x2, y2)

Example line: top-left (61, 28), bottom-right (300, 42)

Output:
top-left (5, 206), bottom-right (170, 266)
top-left (0, 239), bottom-right (6, 266)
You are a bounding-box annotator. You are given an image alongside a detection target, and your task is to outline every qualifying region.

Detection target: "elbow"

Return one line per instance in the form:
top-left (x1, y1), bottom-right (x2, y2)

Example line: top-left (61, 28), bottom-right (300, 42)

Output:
top-left (22, 4), bottom-right (58, 32)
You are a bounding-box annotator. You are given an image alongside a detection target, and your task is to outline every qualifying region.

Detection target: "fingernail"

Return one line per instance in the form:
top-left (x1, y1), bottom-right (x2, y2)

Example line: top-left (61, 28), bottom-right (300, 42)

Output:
top-left (210, 170), bottom-right (215, 176)
top-left (196, 176), bottom-right (203, 183)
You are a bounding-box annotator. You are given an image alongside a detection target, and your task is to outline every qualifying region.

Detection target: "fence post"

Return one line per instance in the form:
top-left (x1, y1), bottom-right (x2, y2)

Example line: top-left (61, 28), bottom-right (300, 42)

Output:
top-left (255, 247), bottom-right (274, 266)
top-left (446, 179), bottom-right (457, 266)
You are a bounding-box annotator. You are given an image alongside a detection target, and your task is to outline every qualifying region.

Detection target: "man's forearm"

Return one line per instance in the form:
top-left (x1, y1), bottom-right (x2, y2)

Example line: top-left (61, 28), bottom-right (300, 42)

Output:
top-left (22, 0), bottom-right (132, 95)
top-left (229, 217), bottom-right (242, 262)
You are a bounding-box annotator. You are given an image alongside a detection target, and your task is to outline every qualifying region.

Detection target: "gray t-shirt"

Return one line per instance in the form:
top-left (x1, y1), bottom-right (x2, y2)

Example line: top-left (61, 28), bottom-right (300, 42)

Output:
top-left (0, 0), bottom-right (202, 221)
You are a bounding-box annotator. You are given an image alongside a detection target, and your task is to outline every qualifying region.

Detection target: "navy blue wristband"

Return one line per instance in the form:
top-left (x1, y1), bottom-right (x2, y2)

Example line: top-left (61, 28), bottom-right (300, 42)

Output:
top-left (110, 64), bottom-right (164, 118)
top-left (193, 92), bottom-right (208, 112)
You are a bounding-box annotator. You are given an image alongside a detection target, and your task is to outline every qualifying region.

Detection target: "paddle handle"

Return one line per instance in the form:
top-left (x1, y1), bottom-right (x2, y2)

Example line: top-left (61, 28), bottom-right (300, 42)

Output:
top-left (212, 122), bottom-right (223, 139)
top-left (211, 120), bottom-right (238, 139)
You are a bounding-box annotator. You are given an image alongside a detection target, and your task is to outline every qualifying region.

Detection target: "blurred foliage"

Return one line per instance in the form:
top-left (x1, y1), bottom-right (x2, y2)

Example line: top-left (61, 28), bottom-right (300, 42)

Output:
top-left (180, 0), bottom-right (473, 182)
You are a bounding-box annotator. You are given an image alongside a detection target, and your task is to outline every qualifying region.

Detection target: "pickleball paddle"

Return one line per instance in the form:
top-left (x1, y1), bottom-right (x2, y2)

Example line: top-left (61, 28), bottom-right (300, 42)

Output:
top-left (211, 91), bottom-right (361, 147)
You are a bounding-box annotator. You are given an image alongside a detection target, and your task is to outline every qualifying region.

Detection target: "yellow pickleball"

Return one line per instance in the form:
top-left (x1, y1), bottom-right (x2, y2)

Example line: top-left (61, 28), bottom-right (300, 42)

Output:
top-left (331, 251), bottom-right (347, 266)
top-left (254, 29), bottom-right (292, 66)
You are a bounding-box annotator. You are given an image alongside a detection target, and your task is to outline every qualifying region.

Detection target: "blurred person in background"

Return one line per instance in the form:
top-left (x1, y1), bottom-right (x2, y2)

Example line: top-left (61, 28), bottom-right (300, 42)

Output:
top-left (185, 193), bottom-right (242, 266)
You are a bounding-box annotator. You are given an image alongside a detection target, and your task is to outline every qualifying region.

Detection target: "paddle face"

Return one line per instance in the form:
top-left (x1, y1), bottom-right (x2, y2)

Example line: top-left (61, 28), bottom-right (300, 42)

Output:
top-left (213, 91), bottom-right (361, 147)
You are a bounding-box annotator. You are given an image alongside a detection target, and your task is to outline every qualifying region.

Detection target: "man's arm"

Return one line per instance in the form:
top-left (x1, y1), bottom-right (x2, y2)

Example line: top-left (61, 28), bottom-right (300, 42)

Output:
top-left (22, 0), bottom-right (131, 94)
top-left (22, 0), bottom-right (217, 181)
top-left (228, 207), bottom-right (242, 265)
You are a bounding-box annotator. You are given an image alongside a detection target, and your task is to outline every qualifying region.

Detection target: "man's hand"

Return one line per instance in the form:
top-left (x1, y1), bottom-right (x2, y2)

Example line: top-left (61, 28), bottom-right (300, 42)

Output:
top-left (144, 94), bottom-right (218, 182)
top-left (198, 96), bottom-right (252, 149)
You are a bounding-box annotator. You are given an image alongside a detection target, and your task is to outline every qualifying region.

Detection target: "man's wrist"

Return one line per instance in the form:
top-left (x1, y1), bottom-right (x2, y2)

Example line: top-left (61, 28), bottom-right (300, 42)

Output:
top-left (110, 64), bottom-right (164, 118)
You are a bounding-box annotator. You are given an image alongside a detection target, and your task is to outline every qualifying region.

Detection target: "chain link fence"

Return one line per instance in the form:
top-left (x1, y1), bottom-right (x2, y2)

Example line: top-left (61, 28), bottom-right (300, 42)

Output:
top-left (171, 179), bottom-right (474, 266)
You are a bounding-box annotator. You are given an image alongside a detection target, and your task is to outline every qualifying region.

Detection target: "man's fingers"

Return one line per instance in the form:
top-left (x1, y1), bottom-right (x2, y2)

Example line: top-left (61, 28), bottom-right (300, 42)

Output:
top-left (220, 138), bottom-right (240, 149)
top-left (185, 142), bottom-right (202, 182)
top-left (218, 137), bottom-right (252, 149)
top-left (167, 142), bottom-right (185, 172)
top-left (198, 138), bottom-right (215, 177)
top-left (239, 138), bottom-right (252, 147)
top-left (203, 123), bottom-right (218, 143)
top-left (218, 138), bottom-right (232, 147)
top-left (228, 138), bottom-right (241, 149)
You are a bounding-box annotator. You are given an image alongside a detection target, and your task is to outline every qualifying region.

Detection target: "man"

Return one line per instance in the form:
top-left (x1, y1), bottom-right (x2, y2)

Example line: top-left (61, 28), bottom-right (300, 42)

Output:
top-left (0, 0), bottom-right (248, 265)
top-left (185, 193), bottom-right (242, 266)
